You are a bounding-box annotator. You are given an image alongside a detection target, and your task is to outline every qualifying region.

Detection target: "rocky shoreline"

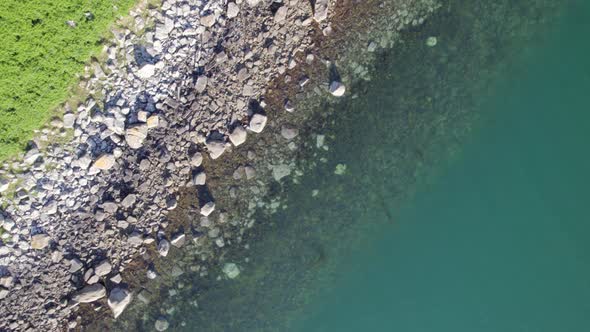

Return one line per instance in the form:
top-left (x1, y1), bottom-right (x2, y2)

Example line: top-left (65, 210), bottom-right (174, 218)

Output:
top-left (0, 0), bottom-right (439, 330)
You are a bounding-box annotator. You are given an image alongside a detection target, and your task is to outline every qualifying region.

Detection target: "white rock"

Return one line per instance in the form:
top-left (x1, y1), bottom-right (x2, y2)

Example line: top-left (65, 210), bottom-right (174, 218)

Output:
top-left (200, 202), bottom-right (215, 216)
top-left (193, 172), bottom-right (207, 186)
top-left (155, 317), bottom-right (170, 331)
top-left (206, 140), bottom-right (226, 159)
top-left (313, 0), bottom-right (329, 22)
top-left (195, 76), bottom-right (208, 93)
top-left (222, 263), bottom-right (240, 279)
top-left (329, 81), bottom-right (346, 96)
top-left (137, 64), bottom-right (155, 79)
top-left (227, 2), bottom-right (240, 18)
top-left (281, 126), bottom-right (299, 140)
top-left (274, 6), bottom-right (288, 23)
top-left (170, 233), bottom-right (186, 248)
top-left (229, 126), bottom-right (247, 146)
top-left (190, 152), bottom-right (203, 167)
top-left (248, 114), bottom-right (267, 133)
top-left (200, 13), bottom-right (216, 27)
top-left (108, 287), bottom-right (132, 319)
top-left (158, 239), bottom-right (170, 257)
top-left (246, 0), bottom-right (260, 6)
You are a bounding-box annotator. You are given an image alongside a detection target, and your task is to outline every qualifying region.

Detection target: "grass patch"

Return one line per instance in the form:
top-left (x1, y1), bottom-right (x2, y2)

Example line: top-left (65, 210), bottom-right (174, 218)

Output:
top-left (0, 0), bottom-right (137, 162)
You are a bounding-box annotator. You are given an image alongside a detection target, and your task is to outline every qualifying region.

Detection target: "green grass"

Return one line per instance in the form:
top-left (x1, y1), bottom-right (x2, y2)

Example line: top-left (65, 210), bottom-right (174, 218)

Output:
top-left (0, 0), bottom-right (137, 161)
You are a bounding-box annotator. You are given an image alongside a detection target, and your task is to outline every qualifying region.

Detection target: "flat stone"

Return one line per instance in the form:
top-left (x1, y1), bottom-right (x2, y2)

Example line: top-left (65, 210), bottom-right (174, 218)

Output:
top-left (222, 263), bottom-right (240, 279)
top-left (125, 124), bottom-right (148, 149)
top-left (206, 140), bottom-right (226, 159)
top-left (92, 154), bottom-right (116, 170)
top-left (170, 233), bottom-right (186, 248)
top-left (272, 164), bottom-right (292, 181)
top-left (195, 76), bottom-right (208, 93)
top-left (200, 202), bottom-right (215, 216)
top-left (137, 64), bottom-right (155, 79)
top-left (69, 258), bottom-right (84, 273)
top-left (274, 6), bottom-right (288, 23)
top-left (147, 115), bottom-right (159, 129)
top-left (193, 172), bottom-right (206, 186)
top-left (108, 287), bottom-right (132, 319)
top-left (200, 13), bottom-right (216, 27)
top-left (31, 234), bottom-right (51, 249)
top-left (94, 260), bottom-right (112, 277)
top-left (121, 194), bottom-right (137, 208)
top-left (227, 2), bottom-right (240, 18)
top-left (72, 284), bottom-right (106, 303)
top-left (0, 289), bottom-right (9, 300)
top-left (248, 114), bottom-right (267, 133)
top-left (229, 126), bottom-right (247, 146)
top-left (329, 81), bottom-right (346, 97)
top-left (110, 274), bottom-right (122, 284)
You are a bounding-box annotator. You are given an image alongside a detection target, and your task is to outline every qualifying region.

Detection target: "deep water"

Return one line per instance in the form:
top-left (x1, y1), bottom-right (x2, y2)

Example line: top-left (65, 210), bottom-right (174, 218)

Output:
top-left (116, 0), bottom-right (590, 330)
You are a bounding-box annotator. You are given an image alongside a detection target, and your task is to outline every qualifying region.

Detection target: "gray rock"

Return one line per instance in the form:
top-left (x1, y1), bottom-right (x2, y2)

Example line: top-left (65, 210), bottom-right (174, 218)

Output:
top-left (110, 274), bottom-right (122, 284)
top-left (227, 2), bottom-right (240, 18)
top-left (72, 284), bottom-right (106, 303)
top-left (92, 154), bottom-right (116, 170)
top-left (121, 194), bottom-right (137, 208)
top-left (244, 166), bottom-right (256, 180)
top-left (272, 164), bottom-right (292, 181)
top-left (0, 276), bottom-right (14, 288)
top-left (31, 234), bottom-right (51, 250)
top-left (284, 100), bottom-right (295, 112)
top-left (274, 6), bottom-right (288, 23)
top-left (155, 317), bottom-right (170, 331)
top-left (0, 289), bottom-right (9, 300)
top-left (94, 260), bottom-right (112, 277)
top-left (108, 287), bottom-right (132, 319)
top-left (195, 76), bottom-right (208, 93)
top-left (200, 13), bottom-right (216, 27)
top-left (63, 113), bottom-right (76, 129)
top-left (125, 124), bottom-right (148, 149)
top-left (206, 140), bottom-right (226, 160)
top-left (248, 114), bottom-right (267, 133)
top-left (69, 258), bottom-right (84, 273)
top-left (229, 126), bottom-right (247, 146)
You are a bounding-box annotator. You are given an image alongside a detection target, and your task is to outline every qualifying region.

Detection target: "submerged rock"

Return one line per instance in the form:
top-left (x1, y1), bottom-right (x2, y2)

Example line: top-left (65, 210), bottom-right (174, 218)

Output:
top-left (108, 287), bottom-right (132, 319)
top-left (222, 263), bottom-right (240, 279)
top-left (155, 317), bottom-right (170, 331)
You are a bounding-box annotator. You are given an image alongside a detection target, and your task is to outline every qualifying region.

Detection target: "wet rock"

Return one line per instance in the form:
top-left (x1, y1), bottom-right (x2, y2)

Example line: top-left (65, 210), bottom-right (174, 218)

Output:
top-left (248, 114), bottom-right (267, 133)
top-left (222, 263), bottom-right (240, 279)
top-left (272, 164), bottom-right (292, 181)
top-left (281, 125), bottom-right (299, 140)
top-left (72, 284), bottom-right (106, 303)
top-left (200, 202), bottom-right (215, 216)
top-left (157, 239), bottom-right (170, 257)
top-left (426, 36), bottom-right (438, 47)
top-left (108, 287), bottom-right (132, 319)
top-left (155, 317), bottom-right (170, 331)
top-left (229, 126), bottom-right (247, 146)
top-left (170, 233), bottom-right (186, 248)
top-left (192, 172), bottom-right (206, 186)
top-left (329, 81), bottom-right (346, 96)
top-left (92, 154), bottom-right (116, 170)
top-left (206, 140), bottom-right (226, 159)
top-left (31, 234), bottom-right (51, 250)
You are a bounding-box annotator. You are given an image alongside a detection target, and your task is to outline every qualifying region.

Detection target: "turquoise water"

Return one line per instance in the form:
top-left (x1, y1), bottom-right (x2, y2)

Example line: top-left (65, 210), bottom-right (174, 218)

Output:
top-left (292, 1), bottom-right (590, 331)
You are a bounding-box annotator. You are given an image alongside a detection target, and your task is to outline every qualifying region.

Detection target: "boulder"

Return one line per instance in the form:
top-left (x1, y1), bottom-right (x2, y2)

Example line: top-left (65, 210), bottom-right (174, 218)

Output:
top-left (227, 2), bottom-right (240, 18)
top-left (229, 126), bottom-right (247, 146)
top-left (329, 81), bottom-right (346, 97)
top-left (206, 140), bottom-right (226, 159)
top-left (108, 287), bottom-right (132, 319)
top-left (248, 114), bottom-right (267, 133)
top-left (94, 260), bottom-right (112, 277)
top-left (72, 284), bottom-right (106, 303)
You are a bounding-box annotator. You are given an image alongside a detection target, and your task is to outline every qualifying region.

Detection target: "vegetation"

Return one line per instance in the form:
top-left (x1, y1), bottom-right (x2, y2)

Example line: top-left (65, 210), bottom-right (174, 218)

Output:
top-left (0, 0), bottom-right (136, 161)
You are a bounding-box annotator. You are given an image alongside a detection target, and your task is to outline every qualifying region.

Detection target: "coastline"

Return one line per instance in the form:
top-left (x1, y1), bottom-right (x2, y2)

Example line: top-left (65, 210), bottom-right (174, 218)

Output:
top-left (0, 0), bottom-right (564, 331)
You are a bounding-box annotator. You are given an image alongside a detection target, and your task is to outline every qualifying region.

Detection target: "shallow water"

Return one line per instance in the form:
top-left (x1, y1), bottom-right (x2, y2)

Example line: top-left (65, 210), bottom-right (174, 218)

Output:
top-left (114, 0), bottom-right (590, 330)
